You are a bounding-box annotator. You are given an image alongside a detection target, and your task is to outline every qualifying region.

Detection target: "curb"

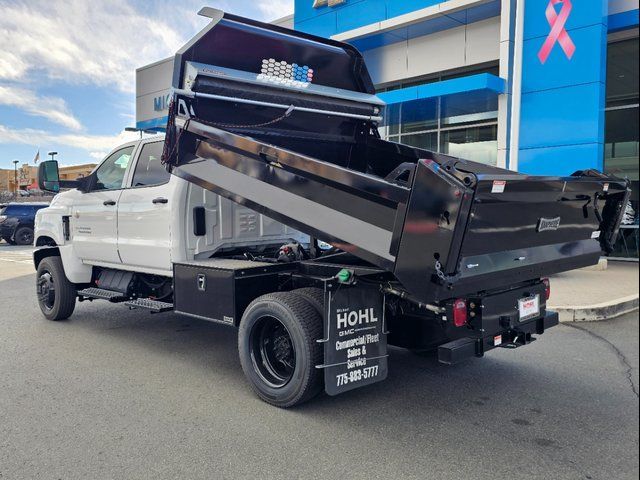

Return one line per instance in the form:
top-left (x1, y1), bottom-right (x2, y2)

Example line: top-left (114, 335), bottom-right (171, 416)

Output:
top-left (550, 294), bottom-right (639, 322)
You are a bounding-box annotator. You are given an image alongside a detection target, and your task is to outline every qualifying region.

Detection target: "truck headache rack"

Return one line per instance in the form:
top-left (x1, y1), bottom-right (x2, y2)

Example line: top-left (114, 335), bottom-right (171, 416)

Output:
top-left (163, 9), bottom-right (630, 304)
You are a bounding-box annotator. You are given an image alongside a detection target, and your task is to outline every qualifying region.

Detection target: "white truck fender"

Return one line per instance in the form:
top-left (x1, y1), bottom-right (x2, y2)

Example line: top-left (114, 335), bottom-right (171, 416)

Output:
top-left (59, 244), bottom-right (93, 283)
top-left (33, 245), bottom-right (92, 284)
top-left (34, 196), bottom-right (92, 284)
top-left (34, 218), bottom-right (65, 247)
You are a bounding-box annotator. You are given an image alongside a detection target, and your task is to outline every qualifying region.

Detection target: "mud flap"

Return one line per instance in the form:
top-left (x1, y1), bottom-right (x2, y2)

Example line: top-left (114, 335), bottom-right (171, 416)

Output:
top-left (318, 283), bottom-right (388, 396)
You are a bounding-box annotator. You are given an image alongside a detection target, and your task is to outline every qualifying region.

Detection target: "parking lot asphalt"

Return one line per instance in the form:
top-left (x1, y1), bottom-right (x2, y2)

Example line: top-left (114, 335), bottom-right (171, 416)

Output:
top-left (0, 250), bottom-right (638, 480)
top-left (0, 244), bottom-right (34, 280)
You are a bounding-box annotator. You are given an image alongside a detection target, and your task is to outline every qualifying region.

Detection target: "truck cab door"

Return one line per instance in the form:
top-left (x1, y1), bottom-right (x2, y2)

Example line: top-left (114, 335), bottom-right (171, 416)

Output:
top-left (71, 145), bottom-right (135, 265)
top-left (117, 140), bottom-right (173, 274)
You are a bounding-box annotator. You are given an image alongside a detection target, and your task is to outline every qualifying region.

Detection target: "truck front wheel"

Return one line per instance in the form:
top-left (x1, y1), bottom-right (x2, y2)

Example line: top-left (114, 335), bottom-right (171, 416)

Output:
top-left (238, 292), bottom-right (324, 408)
top-left (36, 256), bottom-right (77, 321)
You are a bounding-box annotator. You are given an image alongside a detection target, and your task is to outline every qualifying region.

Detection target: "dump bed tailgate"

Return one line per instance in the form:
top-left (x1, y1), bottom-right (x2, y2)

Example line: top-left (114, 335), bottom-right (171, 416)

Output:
top-left (391, 160), bottom-right (629, 303)
top-left (462, 175), bottom-right (605, 257)
top-left (444, 173), bottom-right (630, 292)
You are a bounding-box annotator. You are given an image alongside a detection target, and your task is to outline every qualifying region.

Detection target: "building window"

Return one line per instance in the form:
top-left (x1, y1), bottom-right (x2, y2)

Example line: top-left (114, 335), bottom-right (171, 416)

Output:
top-left (604, 36), bottom-right (639, 259)
top-left (400, 98), bottom-right (438, 134)
top-left (441, 125), bottom-right (498, 165)
top-left (400, 131), bottom-right (438, 151)
top-left (378, 64), bottom-right (499, 166)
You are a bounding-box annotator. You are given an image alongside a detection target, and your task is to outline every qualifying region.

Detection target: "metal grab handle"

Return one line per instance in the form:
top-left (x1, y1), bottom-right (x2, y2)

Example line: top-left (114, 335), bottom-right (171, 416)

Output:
top-left (152, 197), bottom-right (169, 204)
top-left (103, 200), bottom-right (116, 206)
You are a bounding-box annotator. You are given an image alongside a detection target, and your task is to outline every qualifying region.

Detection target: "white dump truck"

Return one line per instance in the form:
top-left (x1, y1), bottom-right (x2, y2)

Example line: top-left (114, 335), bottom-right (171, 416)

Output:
top-left (33, 9), bottom-right (629, 407)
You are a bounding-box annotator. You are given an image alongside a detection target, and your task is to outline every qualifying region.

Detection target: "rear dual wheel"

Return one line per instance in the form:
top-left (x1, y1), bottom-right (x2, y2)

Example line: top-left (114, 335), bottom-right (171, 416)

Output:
top-left (238, 289), bottom-right (324, 408)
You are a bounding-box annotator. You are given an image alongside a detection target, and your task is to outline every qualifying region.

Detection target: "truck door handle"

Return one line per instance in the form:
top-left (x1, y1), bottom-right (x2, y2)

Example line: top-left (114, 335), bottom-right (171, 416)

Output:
top-left (103, 200), bottom-right (116, 206)
top-left (152, 197), bottom-right (168, 204)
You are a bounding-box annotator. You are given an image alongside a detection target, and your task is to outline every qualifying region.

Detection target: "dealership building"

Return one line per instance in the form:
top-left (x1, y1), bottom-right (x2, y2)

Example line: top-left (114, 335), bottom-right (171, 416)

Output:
top-left (136, 0), bottom-right (639, 258)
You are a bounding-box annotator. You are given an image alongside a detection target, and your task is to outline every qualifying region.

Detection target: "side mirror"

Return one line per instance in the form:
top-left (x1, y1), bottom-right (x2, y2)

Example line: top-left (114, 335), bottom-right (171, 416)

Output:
top-left (38, 160), bottom-right (86, 192)
top-left (38, 161), bottom-right (60, 193)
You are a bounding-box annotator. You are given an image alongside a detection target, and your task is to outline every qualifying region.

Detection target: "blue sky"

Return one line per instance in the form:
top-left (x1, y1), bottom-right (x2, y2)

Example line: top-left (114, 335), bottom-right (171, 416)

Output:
top-left (0, 0), bottom-right (293, 169)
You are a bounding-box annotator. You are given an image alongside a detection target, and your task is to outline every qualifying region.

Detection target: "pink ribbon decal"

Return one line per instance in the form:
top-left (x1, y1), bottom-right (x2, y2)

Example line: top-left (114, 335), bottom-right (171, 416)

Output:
top-left (537, 0), bottom-right (576, 64)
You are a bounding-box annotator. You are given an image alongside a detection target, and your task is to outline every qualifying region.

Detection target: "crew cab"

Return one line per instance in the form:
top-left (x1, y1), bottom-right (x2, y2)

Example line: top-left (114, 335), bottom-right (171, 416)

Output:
top-left (34, 136), bottom-right (304, 278)
top-left (32, 9), bottom-right (630, 408)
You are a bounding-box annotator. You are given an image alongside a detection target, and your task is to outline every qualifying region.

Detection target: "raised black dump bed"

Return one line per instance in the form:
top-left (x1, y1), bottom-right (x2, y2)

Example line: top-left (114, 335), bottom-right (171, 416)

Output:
top-left (163, 8), bottom-right (629, 306)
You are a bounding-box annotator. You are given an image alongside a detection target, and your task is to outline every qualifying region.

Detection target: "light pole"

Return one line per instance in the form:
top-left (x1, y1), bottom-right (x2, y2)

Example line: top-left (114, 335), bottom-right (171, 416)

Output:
top-left (12, 159), bottom-right (19, 198)
top-left (48, 151), bottom-right (58, 161)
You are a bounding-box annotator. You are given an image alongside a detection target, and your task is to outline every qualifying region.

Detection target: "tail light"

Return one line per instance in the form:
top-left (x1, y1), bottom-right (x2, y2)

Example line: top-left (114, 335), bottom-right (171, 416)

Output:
top-left (0, 215), bottom-right (6, 223)
top-left (452, 299), bottom-right (468, 327)
top-left (542, 278), bottom-right (551, 300)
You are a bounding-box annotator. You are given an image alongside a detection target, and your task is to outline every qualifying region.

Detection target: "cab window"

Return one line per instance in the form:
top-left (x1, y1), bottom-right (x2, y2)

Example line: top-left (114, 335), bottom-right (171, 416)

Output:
top-left (93, 146), bottom-right (134, 191)
top-left (131, 142), bottom-right (170, 187)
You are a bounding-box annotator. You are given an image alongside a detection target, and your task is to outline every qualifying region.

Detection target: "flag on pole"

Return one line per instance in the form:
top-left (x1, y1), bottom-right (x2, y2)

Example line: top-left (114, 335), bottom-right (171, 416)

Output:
top-left (33, 149), bottom-right (40, 164)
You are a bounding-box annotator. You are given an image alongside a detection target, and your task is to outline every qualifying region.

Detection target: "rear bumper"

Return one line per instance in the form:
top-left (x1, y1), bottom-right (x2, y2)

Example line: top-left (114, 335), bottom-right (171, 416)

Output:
top-left (438, 310), bottom-right (559, 365)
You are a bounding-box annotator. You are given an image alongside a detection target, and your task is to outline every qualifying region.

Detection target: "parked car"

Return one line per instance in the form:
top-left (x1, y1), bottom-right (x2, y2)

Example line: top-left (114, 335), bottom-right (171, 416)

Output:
top-left (0, 202), bottom-right (50, 245)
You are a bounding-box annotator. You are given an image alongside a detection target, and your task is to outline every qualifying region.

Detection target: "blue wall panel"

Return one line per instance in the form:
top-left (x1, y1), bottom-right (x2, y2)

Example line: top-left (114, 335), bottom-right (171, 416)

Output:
top-left (379, 73), bottom-right (505, 104)
top-left (294, 0), bottom-right (451, 37)
top-left (335, 0), bottom-right (387, 32)
top-left (294, 0), bottom-right (366, 23)
top-left (608, 8), bottom-right (639, 32)
top-left (295, 10), bottom-right (338, 37)
top-left (386, 0), bottom-right (443, 18)
top-left (522, 0), bottom-right (607, 41)
top-left (517, 0), bottom-right (608, 174)
top-left (445, 0), bottom-right (501, 24)
top-left (521, 23), bottom-right (607, 93)
top-left (519, 143), bottom-right (603, 176)
top-left (519, 83), bottom-right (605, 149)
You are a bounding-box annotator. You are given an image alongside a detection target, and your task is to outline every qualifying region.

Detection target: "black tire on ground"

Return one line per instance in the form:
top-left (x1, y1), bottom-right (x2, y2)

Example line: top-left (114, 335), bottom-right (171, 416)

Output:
top-left (238, 292), bottom-right (324, 408)
top-left (14, 226), bottom-right (34, 246)
top-left (36, 256), bottom-right (77, 321)
top-left (291, 287), bottom-right (324, 315)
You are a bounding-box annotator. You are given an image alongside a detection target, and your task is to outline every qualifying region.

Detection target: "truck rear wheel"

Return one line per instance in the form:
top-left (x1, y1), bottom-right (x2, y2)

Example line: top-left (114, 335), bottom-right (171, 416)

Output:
top-left (238, 292), bottom-right (324, 408)
top-left (36, 256), bottom-right (77, 321)
top-left (291, 287), bottom-right (324, 314)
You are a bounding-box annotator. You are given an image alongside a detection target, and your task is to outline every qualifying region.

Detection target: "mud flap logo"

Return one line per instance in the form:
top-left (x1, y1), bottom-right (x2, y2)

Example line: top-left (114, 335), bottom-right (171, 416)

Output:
top-left (323, 286), bottom-right (388, 396)
top-left (336, 308), bottom-right (378, 331)
top-left (537, 216), bottom-right (561, 232)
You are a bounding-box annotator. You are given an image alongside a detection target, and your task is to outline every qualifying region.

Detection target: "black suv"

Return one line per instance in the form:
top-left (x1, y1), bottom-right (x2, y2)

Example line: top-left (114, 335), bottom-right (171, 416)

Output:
top-left (0, 203), bottom-right (49, 245)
